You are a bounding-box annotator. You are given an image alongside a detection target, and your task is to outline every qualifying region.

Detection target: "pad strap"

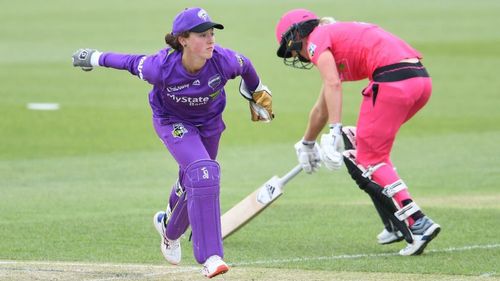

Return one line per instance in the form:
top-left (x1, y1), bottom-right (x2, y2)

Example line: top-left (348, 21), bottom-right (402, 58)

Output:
top-left (394, 201), bottom-right (421, 221)
top-left (341, 126), bottom-right (357, 150)
top-left (382, 180), bottom-right (408, 198)
top-left (362, 163), bottom-right (386, 179)
top-left (174, 180), bottom-right (185, 197)
top-left (165, 182), bottom-right (189, 240)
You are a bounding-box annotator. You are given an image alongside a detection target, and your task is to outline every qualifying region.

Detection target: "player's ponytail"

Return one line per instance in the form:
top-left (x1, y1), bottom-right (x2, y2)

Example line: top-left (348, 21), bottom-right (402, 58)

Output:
top-left (165, 31), bottom-right (190, 51)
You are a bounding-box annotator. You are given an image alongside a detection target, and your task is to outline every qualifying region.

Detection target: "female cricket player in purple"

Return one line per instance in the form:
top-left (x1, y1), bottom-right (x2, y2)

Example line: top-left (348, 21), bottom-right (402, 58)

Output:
top-left (72, 7), bottom-right (273, 278)
top-left (275, 9), bottom-right (440, 256)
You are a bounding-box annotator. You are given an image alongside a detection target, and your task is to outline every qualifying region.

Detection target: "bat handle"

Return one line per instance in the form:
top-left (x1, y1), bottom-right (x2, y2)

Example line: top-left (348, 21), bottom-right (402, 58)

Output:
top-left (280, 164), bottom-right (303, 185)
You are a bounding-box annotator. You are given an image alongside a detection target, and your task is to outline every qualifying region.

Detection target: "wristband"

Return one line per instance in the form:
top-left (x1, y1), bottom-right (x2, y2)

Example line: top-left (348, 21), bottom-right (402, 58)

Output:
top-left (302, 139), bottom-right (316, 147)
top-left (90, 51), bottom-right (103, 67)
top-left (329, 123), bottom-right (342, 135)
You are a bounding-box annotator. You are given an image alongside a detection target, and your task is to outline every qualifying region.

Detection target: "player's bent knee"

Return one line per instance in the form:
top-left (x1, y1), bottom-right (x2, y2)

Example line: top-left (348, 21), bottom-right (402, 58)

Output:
top-left (183, 159), bottom-right (220, 191)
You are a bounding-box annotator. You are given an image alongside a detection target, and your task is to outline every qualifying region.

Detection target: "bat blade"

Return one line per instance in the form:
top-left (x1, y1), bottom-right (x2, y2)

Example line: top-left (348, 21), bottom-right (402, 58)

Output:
top-left (221, 165), bottom-right (302, 239)
top-left (221, 176), bottom-right (282, 239)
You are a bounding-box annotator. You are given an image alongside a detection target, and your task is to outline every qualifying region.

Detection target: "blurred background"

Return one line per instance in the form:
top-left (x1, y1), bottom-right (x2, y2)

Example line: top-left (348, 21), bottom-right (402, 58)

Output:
top-left (1, 0), bottom-right (499, 277)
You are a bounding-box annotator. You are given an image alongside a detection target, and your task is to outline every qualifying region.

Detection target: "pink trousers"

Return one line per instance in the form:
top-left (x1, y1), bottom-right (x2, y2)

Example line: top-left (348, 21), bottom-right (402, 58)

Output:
top-left (356, 77), bottom-right (432, 223)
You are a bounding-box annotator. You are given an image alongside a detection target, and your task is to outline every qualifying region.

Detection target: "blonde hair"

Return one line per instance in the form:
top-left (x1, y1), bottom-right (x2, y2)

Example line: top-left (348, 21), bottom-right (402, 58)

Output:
top-left (319, 17), bottom-right (336, 26)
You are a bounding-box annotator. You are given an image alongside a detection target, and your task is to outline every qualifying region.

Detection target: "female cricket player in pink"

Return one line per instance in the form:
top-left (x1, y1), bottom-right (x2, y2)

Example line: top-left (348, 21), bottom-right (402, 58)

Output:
top-left (72, 7), bottom-right (273, 278)
top-left (275, 9), bottom-right (440, 256)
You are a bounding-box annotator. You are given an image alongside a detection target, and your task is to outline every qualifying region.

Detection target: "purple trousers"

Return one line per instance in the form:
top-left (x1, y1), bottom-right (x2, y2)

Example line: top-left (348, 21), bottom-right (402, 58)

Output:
top-left (153, 117), bottom-right (224, 264)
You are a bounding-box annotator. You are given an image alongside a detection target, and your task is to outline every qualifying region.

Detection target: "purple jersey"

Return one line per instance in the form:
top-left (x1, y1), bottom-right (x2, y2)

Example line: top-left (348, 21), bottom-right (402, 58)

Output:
top-left (98, 45), bottom-right (260, 128)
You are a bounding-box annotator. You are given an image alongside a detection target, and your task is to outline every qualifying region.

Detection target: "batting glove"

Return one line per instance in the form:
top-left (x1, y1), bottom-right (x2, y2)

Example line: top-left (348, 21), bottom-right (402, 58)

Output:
top-left (320, 123), bottom-right (344, 171)
top-left (295, 139), bottom-right (321, 174)
top-left (72, 48), bottom-right (101, 71)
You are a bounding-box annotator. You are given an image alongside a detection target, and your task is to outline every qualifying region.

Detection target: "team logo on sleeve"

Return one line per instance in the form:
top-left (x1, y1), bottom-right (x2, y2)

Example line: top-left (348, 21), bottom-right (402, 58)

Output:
top-left (308, 43), bottom-right (317, 57)
top-left (235, 54), bottom-right (244, 67)
top-left (172, 123), bottom-right (188, 138)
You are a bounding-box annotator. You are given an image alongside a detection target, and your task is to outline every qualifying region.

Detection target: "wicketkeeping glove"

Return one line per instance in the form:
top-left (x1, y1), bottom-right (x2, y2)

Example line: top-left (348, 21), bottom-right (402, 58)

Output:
top-left (250, 90), bottom-right (274, 122)
top-left (72, 48), bottom-right (101, 71)
top-left (295, 140), bottom-right (321, 174)
top-left (239, 80), bottom-right (274, 122)
top-left (320, 123), bottom-right (344, 171)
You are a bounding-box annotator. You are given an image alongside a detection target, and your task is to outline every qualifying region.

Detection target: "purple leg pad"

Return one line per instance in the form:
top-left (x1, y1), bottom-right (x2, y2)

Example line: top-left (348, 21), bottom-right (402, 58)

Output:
top-left (183, 159), bottom-right (223, 264)
top-left (165, 181), bottom-right (190, 240)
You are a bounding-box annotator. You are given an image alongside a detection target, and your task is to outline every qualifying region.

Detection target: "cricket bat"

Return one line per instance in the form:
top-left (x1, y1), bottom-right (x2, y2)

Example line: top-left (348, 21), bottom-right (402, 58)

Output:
top-left (221, 165), bottom-right (302, 239)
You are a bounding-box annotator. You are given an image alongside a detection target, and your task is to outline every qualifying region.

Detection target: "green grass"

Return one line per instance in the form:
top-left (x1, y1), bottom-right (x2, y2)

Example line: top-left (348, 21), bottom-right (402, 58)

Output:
top-left (1, 0), bottom-right (499, 279)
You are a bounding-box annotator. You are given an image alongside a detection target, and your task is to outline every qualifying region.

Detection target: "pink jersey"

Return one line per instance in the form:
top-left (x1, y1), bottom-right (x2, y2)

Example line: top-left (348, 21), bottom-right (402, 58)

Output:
top-left (307, 22), bottom-right (421, 81)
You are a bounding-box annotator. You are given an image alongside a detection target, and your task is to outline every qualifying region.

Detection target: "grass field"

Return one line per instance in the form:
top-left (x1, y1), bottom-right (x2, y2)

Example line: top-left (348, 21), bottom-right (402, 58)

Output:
top-left (1, 0), bottom-right (499, 280)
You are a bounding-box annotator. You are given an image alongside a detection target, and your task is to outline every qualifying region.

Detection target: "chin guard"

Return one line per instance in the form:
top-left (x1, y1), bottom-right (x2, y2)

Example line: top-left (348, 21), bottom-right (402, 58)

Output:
top-left (277, 19), bottom-right (319, 69)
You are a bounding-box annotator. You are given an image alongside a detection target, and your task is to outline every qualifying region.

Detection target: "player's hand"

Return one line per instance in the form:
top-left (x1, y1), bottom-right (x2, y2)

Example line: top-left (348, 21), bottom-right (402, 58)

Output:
top-left (295, 140), bottom-right (321, 174)
top-left (320, 123), bottom-right (344, 171)
top-left (72, 48), bottom-right (99, 71)
top-left (250, 89), bottom-right (274, 122)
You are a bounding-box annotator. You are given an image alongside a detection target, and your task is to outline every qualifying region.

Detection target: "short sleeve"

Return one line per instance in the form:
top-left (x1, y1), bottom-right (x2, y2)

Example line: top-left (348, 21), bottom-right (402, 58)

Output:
top-left (307, 28), bottom-right (332, 65)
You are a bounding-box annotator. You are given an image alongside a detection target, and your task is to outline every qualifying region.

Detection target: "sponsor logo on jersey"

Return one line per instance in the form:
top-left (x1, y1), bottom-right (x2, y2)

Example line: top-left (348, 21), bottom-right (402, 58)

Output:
top-left (209, 90), bottom-right (221, 100)
top-left (192, 79), bottom-right (200, 86)
top-left (137, 56), bottom-right (146, 80)
top-left (166, 83), bottom-right (190, 93)
top-left (171, 123), bottom-right (188, 138)
top-left (165, 93), bottom-right (210, 106)
top-left (336, 58), bottom-right (351, 81)
top-left (208, 74), bottom-right (221, 89)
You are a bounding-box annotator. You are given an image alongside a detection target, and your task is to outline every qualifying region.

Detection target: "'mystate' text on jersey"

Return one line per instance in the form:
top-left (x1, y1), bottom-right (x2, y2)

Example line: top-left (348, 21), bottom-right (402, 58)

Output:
top-left (139, 45), bottom-right (255, 125)
top-left (98, 45), bottom-right (258, 127)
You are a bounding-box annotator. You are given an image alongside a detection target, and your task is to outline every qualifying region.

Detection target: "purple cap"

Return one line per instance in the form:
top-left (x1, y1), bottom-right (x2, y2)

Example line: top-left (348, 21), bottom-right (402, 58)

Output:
top-left (172, 7), bottom-right (224, 35)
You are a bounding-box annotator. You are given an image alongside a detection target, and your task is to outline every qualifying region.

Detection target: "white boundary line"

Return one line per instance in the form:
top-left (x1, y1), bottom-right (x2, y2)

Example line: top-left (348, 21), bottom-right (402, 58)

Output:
top-left (233, 243), bottom-right (500, 266)
top-left (0, 243), bottom-right (498, 280)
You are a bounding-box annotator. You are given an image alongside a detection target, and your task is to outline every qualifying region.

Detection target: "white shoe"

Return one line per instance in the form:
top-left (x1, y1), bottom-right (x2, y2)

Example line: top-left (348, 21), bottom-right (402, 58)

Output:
top-left (153, 210), bottom-right (181, 265)
top-left (399, 216), bottom-right (441, 256)
top-left (202, 255), bottom-right (229, 278)
top-left (377, 228), bottom-right (404, 244)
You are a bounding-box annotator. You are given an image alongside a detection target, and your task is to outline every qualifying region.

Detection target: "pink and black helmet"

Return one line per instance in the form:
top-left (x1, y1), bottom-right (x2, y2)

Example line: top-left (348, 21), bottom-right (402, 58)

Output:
top-left (275, 9), bottom-right (319, 69)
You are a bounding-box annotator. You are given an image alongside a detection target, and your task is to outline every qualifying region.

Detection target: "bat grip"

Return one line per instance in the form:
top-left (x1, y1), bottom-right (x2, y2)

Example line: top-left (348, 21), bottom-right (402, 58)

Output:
top-left (280, 165), bottom-right (302, 185)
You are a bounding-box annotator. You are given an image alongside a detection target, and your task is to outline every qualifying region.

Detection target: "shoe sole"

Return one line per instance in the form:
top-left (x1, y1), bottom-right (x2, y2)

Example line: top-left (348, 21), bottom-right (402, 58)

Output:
top-left (378, 236), bottom-right (404, 245)
top-left (412, 224), bottom-right (441, 255)
top-left (207, 265), bottom-right (229, 278)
